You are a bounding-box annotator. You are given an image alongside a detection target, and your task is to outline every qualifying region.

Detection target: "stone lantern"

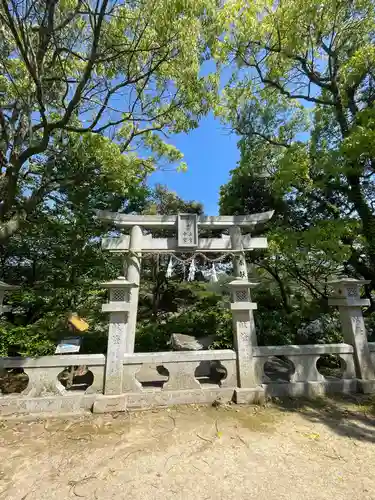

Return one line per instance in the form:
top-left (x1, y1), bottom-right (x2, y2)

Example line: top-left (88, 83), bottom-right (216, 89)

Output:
top-left (328, 278), bottom-right (375, 392)
top-left (329, 278), bottom-right (370, 307)
top-left (228, 279), bottom-right (258, 313)
top-left (0, 281), bottom-right (19, 315)
top-left (101, 276), bottom-right (138, 394)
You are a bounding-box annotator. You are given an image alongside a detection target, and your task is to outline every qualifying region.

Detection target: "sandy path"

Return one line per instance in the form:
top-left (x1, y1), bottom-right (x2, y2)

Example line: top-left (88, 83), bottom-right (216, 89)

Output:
top-left (0, 397), bottom-right (374, 500)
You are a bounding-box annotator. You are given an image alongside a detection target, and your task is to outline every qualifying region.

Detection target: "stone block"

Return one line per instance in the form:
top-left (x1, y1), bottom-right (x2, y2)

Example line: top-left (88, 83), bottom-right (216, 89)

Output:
top-left (253, 343), bottom-right (354, 356)
top-left (163, 362), bottom-right (201, 390)
top-left (26, 395), bottom-right (84, 413)
top-left (169, 333), bottom-right (215, 351)
top-left (92, 395), bottom-right (127, 413)
top-left (234, 387), bottom-right (265, 404)
top-left (0, 395), bottom-right (87, 415)
top-left (123, 350), bottom-right (236, 364)
top-left (125, 388), bottom-right (235, 409)
top-left (262, 379), bottom-right (357, 399)
top-left (357, 379), bottom-right (375, 394)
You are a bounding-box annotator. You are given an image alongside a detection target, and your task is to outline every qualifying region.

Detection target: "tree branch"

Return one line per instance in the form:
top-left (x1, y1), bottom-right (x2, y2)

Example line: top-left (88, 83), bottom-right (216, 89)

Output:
top-left (240, 53), bottom-right (334, 106)
top-left (51, 0), bottom-right (109, 130)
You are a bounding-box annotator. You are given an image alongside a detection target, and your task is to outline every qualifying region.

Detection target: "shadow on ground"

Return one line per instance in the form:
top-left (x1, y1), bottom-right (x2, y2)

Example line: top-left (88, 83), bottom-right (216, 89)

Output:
top-left (272, 394), bottom-right (375, 443)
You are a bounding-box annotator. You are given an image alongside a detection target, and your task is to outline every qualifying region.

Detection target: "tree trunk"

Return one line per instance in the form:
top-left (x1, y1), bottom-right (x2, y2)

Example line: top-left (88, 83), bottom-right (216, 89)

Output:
top-left (0, 213), bottom-right (26, 244)
top-left (262, 264), bottom-right (292, 313)
top-left (346, 172), bottom-right (375, 271)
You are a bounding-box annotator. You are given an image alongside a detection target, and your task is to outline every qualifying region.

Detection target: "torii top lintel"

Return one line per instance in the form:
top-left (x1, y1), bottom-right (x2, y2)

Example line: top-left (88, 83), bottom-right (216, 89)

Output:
top-left (98, 210), bottom-right (274, 253)
top-left (97, 210), bottom-right (274, 230)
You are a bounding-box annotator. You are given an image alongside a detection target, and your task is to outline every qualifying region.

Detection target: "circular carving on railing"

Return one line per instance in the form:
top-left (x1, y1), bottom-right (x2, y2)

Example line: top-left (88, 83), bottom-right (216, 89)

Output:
top-left (316, 355), bottom-right (345, 379)
top-left (263, 356), bottom-right (295, 383)
top-left (0, 368), bottom-right (29, 394)
top-left (135, 364), bottom-right (169, 389)
top-left (194, 361), bottom-right (227, 386)
top-left (58, 366), bottom-right (94, 391)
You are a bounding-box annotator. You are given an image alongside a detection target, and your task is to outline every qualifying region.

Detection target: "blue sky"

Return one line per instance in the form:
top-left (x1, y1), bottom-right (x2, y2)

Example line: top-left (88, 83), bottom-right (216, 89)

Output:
top-left (149, 112), bottom-right (240, 215)
top-left (149, 60), bottom-right (239, 216)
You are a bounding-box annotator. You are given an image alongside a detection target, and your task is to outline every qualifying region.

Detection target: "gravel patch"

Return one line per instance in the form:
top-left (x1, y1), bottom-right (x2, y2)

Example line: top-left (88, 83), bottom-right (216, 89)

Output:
top-left (0, 397), bottom-right (374, 500)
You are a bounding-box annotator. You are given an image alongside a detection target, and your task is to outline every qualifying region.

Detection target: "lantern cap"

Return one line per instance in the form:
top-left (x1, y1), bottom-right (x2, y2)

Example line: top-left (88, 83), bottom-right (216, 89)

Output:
top-left (101, 276), bottom-right (138, 288)
top-left (0, 281), bottom-right (20, 290)
top-left (328, 278), bottom-right (371, 286)
top-left (228, 279), bottom-right (259, 288)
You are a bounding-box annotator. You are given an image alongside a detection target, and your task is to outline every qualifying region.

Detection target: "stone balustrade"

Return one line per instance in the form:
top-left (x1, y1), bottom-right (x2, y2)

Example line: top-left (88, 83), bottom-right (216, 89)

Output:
top-left (0, 351), bottom-right (237, 395)
top-left (0, 340), bottom-right (372, 414)
top-left (0, 350), bottom-right (238, 414)
top-left (0, 275), bottom-right (374, 415)
top-left (253, 343), bottom-right (357, 397)
top-left (2, 211), bottom-right (374, 415)
top-left (122, 349), bottom-right (237, 392)
top-left (0, 354), bottom-right (105, 397)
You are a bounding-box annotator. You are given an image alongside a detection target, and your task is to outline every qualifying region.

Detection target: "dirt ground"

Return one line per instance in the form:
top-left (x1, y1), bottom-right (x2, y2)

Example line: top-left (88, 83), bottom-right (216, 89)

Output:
top-left (0, 396), bottom-right (375, 500)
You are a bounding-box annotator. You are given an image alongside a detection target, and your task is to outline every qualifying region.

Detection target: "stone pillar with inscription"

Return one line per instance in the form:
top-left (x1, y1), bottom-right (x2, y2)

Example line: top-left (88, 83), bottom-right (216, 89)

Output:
top-left (229, 279), bottom-right (264, 403)
top-left (102, 277), bottom-right (138, 395)
top-left (329, 278), bottom-right (375, 393)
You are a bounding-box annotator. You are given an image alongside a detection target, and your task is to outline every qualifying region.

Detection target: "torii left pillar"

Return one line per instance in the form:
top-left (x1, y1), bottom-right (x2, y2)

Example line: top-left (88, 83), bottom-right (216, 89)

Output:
top-left (125, 225), bottom-right (142, 353)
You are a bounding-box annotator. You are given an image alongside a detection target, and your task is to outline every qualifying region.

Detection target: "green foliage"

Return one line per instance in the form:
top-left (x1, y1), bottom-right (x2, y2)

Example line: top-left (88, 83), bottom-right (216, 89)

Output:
top-left (0, 322), bottom-right (55, 357)
top-left (366, 313), bottom-right (375, 342)
top-left (1, 166), bottom-right (227, 357)
top-left (215, 0), bottom-right (375, 297)
top-left (136, 293), bottom-right (232, 352)
top-left (0, 137), bottom-right (144, 356)
top-left (0, 0), bottom-right (219, 242)
top-left (3, 0), bottom-right (375, 359)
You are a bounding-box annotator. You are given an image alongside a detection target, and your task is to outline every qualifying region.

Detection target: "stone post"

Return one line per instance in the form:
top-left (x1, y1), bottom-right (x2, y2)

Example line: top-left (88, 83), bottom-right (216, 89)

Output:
top-left (102, 277), bottom-right (137, 395)
top-left (228, 279), bottom-right (264, 403)
top-left (125, 225), bottom-right (142, 353)
top-left (328, 278), bottom-right (375, 393)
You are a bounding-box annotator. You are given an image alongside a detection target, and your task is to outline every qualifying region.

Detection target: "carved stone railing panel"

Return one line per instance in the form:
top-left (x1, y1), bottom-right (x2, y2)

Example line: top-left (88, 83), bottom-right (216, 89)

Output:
top-left (287, 355), bottom-right (324, 383)
top-left (123, 350), bottom-right (236, 391)
top-left (253, 344), bottom-right (355, 385)
top-left (337, 354), bottom-right (356, 380)
top-left (0, 355), bottom-right (106, 397)
top-left (123, 364), bottom-right (143, 392)
top-left (219, 359), bottom-right (237, 388)
top-left (25, 367), bottom-right (64, 396)
top-left (163, 361), bottom-right (201, 390)
top-left (86, 366), bottom-right (105, 394)
top-left (253, 357), bottom-right (267, 384)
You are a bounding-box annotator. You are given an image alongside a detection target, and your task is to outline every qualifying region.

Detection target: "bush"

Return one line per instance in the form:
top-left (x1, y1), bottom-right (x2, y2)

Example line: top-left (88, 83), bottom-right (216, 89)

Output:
top-left (135, 294), bottom-right (233, 352)
top-left (0, 321), bottom-right (56, 357)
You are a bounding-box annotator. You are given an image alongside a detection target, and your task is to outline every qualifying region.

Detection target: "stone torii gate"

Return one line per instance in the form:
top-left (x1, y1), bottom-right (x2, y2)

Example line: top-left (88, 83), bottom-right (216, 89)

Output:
top-left (98, 210), bottom-right (273, 399)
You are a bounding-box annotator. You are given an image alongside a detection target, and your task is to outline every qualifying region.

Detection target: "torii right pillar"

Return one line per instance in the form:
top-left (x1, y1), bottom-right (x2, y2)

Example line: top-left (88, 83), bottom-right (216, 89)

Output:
top-left (329, 278), bottom-right (375, 393)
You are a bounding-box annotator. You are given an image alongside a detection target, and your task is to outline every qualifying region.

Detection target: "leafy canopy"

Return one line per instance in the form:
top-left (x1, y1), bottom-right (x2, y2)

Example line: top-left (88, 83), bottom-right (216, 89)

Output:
top-left (0, 0), bottom-right (220, 241)
top-left (214, 0), bottom-right (375, 288)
